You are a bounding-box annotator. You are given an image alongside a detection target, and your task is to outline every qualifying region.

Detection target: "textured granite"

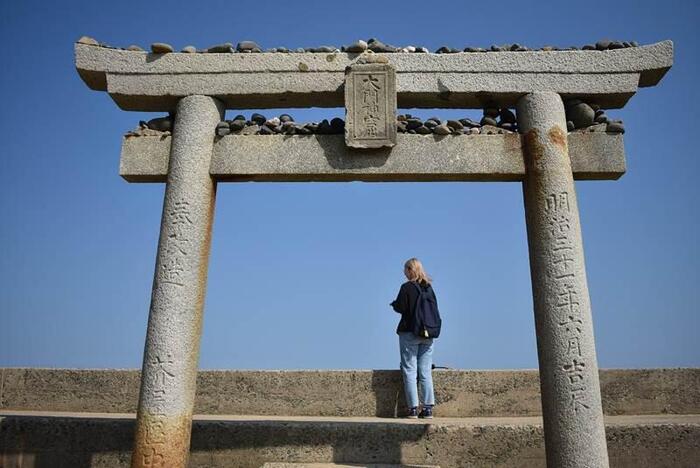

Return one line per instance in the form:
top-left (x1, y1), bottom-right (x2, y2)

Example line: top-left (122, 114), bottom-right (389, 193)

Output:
top-left (119, 132), bottom-right (626, 183)
top-left (518, 92), bottom-right (608, 467)
top-left (74, 41), bottom-right (673, 110)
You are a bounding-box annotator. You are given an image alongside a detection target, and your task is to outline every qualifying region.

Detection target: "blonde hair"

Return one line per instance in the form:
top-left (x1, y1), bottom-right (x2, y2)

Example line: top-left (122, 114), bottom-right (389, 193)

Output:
top-left (404, 258), bottom-right (432, 285)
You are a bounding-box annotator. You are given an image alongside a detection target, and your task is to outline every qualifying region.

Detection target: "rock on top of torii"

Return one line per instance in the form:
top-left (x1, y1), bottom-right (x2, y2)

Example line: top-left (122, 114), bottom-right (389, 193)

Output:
top-left (74, 40), bottom-right (673, 111)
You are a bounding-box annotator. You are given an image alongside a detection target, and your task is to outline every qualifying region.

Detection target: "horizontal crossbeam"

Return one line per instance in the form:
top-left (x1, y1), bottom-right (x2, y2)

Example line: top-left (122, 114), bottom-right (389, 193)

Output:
top-left (120, 133), bottom-right (625, 183)
top-left (75, 41), bottom-right (673, 111)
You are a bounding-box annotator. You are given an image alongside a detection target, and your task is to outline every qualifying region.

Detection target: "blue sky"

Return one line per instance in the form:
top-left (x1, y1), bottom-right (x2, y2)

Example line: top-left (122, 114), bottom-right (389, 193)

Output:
top-left (0, 0), bottom-right (698, 370)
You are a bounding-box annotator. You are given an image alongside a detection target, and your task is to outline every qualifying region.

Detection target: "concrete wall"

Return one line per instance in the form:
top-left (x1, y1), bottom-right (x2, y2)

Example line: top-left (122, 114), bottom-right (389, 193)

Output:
top-left (2, 368), bottom-right (698, 417)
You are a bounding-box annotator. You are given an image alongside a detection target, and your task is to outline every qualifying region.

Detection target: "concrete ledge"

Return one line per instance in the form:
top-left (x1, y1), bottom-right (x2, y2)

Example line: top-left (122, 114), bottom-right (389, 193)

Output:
top-left (75, 41), bottom-right (673, 110)
top-left (2, 368), bottom-right (697, 417)
top-left (1, 413), bottom-right (698, 467)
top-left (119, 132), bottom-right (626, 183)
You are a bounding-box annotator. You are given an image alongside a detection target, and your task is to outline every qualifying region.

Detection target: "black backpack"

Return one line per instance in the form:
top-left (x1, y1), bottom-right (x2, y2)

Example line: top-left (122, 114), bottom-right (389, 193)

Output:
top-left (412, 282), bottom-right (442, 339)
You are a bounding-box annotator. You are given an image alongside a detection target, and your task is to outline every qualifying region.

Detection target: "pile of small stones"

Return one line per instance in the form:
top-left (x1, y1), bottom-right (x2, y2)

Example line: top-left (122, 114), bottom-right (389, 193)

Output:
top-left (437, 39), bottom-right (639, 53)
top-left (125, 116), bottom-right (174, 137)
top-left (565, 100), bottom-right (624, 134)
top-left (212, 109), bottom-right (520, 137)
top-left (215, 114), bottom-right (345, 136)
top-left (397, 107), bottom-right (517, 135)
top-left (129, 104), bottom-right (624, 137)
top-left (78, 36), bottom-right (639, 55)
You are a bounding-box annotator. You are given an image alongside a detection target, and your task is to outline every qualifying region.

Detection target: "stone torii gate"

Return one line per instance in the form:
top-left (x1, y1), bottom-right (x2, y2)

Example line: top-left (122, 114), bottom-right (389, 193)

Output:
top-left (74, 38), bottom-right (673, 468)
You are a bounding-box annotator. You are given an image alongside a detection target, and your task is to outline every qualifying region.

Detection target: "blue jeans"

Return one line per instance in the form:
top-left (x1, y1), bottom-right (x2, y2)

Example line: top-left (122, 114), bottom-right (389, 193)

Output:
top-left (399, 332), bottom-right (435, 408)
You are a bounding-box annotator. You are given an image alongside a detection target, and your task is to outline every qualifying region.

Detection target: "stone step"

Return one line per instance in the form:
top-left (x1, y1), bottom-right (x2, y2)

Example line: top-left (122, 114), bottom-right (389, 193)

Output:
top-left (261, 464), bottom-right (439, 468)
top-left (2, 368), bottom-right (698, 418)
top-left (1, 411), bottom-right (698, 467)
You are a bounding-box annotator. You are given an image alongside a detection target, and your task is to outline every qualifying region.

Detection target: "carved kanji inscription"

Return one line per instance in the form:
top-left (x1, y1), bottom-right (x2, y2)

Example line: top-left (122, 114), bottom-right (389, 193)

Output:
top-left (344, 63), bottom-right (397, 148)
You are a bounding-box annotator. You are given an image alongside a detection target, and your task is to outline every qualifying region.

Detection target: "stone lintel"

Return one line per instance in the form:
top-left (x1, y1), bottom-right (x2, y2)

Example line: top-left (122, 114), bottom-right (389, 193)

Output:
top-left (107, 74), bottom-right (639, 111)
top-left (75, 41), bottom-right (673, 111)
top-left (119, 133), bottom-right (625, 183)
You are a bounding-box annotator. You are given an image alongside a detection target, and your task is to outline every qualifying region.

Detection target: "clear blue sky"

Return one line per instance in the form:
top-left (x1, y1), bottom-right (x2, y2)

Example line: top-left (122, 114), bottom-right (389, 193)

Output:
top-left (0, 0), bottom-right (698, 370)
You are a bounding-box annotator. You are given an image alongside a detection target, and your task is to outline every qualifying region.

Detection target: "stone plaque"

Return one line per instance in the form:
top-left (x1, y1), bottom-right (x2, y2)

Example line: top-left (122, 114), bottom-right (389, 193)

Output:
top-left (344, 63), bottom-right (397, 148)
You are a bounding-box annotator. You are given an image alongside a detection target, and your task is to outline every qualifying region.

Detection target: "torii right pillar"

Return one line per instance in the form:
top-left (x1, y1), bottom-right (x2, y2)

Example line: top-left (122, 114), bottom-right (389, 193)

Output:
top-left (518, 91), bottom-right (609, 467)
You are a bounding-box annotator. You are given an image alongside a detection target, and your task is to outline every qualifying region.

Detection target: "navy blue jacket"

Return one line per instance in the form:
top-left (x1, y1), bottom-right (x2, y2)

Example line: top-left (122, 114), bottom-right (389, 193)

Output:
top-left (391, 280), bottom-right (437, 334)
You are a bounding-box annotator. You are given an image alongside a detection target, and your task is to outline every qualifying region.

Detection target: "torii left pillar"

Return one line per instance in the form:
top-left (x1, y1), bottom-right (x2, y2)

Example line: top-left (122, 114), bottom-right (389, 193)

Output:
top-left (131, 95), bottom-right (223, 468)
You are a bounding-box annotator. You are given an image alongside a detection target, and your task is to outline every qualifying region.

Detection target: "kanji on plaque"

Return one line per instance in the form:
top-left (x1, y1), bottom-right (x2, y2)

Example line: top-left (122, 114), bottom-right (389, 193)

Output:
top-left (344, 63), bottom-right (397, 148)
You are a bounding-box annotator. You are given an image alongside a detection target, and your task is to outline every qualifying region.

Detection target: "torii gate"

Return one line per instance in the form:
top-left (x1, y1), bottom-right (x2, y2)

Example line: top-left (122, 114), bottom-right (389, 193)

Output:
top-left (75, 38), bottom-right (673, 468)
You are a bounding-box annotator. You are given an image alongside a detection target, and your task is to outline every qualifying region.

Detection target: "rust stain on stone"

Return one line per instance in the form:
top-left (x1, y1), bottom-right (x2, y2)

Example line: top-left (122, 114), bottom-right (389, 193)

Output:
top-left (522, 128), bottom-right (544, 162)
top-left (132, 411), bottom-right (192, 468)
top-left (548, 126), bottom-right (568, 152)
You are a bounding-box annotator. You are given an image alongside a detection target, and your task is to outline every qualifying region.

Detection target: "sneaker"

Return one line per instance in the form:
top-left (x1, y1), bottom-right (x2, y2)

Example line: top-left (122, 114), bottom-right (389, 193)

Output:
top-left (406, 407), bottom-right (418, 419)
top-left (418, 406), bottom-right (433, 419)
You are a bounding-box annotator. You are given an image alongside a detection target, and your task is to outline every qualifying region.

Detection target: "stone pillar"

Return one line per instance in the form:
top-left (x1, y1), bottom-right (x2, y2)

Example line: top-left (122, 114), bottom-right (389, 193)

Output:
top-left (131, 95), bottom-right (223, 468)
top-left (517, 92), bottom-right (609, 467)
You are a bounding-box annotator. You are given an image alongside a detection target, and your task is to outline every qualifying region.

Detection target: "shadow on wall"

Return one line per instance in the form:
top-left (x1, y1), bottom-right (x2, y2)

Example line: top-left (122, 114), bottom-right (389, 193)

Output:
top-left (0, 370), bottom-right (440, 466)
top-left (371, 369), bottom-right (406, 417)
top-left (0, 413), bottom-right (432, 468)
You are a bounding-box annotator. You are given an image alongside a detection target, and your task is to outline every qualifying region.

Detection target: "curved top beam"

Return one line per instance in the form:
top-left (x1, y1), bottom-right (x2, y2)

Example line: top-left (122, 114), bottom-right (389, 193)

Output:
top-left (75, 41), bottom-right (673, 111)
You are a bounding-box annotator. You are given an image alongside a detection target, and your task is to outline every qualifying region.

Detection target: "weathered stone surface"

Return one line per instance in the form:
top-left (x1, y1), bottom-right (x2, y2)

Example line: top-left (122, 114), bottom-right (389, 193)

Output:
top-left (240, 124), bottom-right (260, 135)
top-left (207, 43), bottom-right (234, 53)
top-left (518, 92), bottom-right (608, 467)
top-left (345, 40), bottom-right (368, 53)
top-left (367, 38), bottom-right (398, 53)
top-left (566, 100), bottom-right (596, 128)
top-left (236, 41), bottom-right (261, 53)
top-left (229, 119), bottom-right (246, 132)
top-left (2, 368), bottom-right (697, 417)
top-left (432, 124), bottom-right (451, 135)
top-left (606, 121), bottom-right (625, 133)
top-left (1, 413), bottom-right (698, 468)
top-left (146, 116), bottom-right (172, 131)
top-left (77, 36), bottom-right (99, 46)
top-left (251, 112), bottom-right (266, 125)
top-left (132, 96), bottom-right (224, 467)
top-left (74, 41), bottom-right (673, 111)
top-left (215, 122), bottom-right (231, 136)
top-left (446, 119), bottom-right (463, 130)
top-left (345, 63), bottom-right (397, 148)
top-left (150, 42), bottom-right (174, 54)
top-left (118, 132), bottom-right (626, 183)
top-left (480, 116), bottom-right (498, 126)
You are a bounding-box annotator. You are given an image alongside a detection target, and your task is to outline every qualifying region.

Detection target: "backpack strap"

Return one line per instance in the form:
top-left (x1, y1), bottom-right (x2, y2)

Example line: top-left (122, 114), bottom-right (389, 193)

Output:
top-left (410, 282), bottom-right (422, 311)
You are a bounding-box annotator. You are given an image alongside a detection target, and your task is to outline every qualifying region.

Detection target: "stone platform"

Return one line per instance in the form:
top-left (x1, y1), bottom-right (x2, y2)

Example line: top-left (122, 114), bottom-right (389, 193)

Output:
top-left (1, 368), bottom-right (698, 466)
top-left (1, 412), bottom-right (698, 467)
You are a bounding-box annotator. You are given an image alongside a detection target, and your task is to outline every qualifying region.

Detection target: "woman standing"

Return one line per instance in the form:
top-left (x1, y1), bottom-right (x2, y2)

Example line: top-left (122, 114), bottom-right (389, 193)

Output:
top-left (390, 258), bottom-right (438, 419)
